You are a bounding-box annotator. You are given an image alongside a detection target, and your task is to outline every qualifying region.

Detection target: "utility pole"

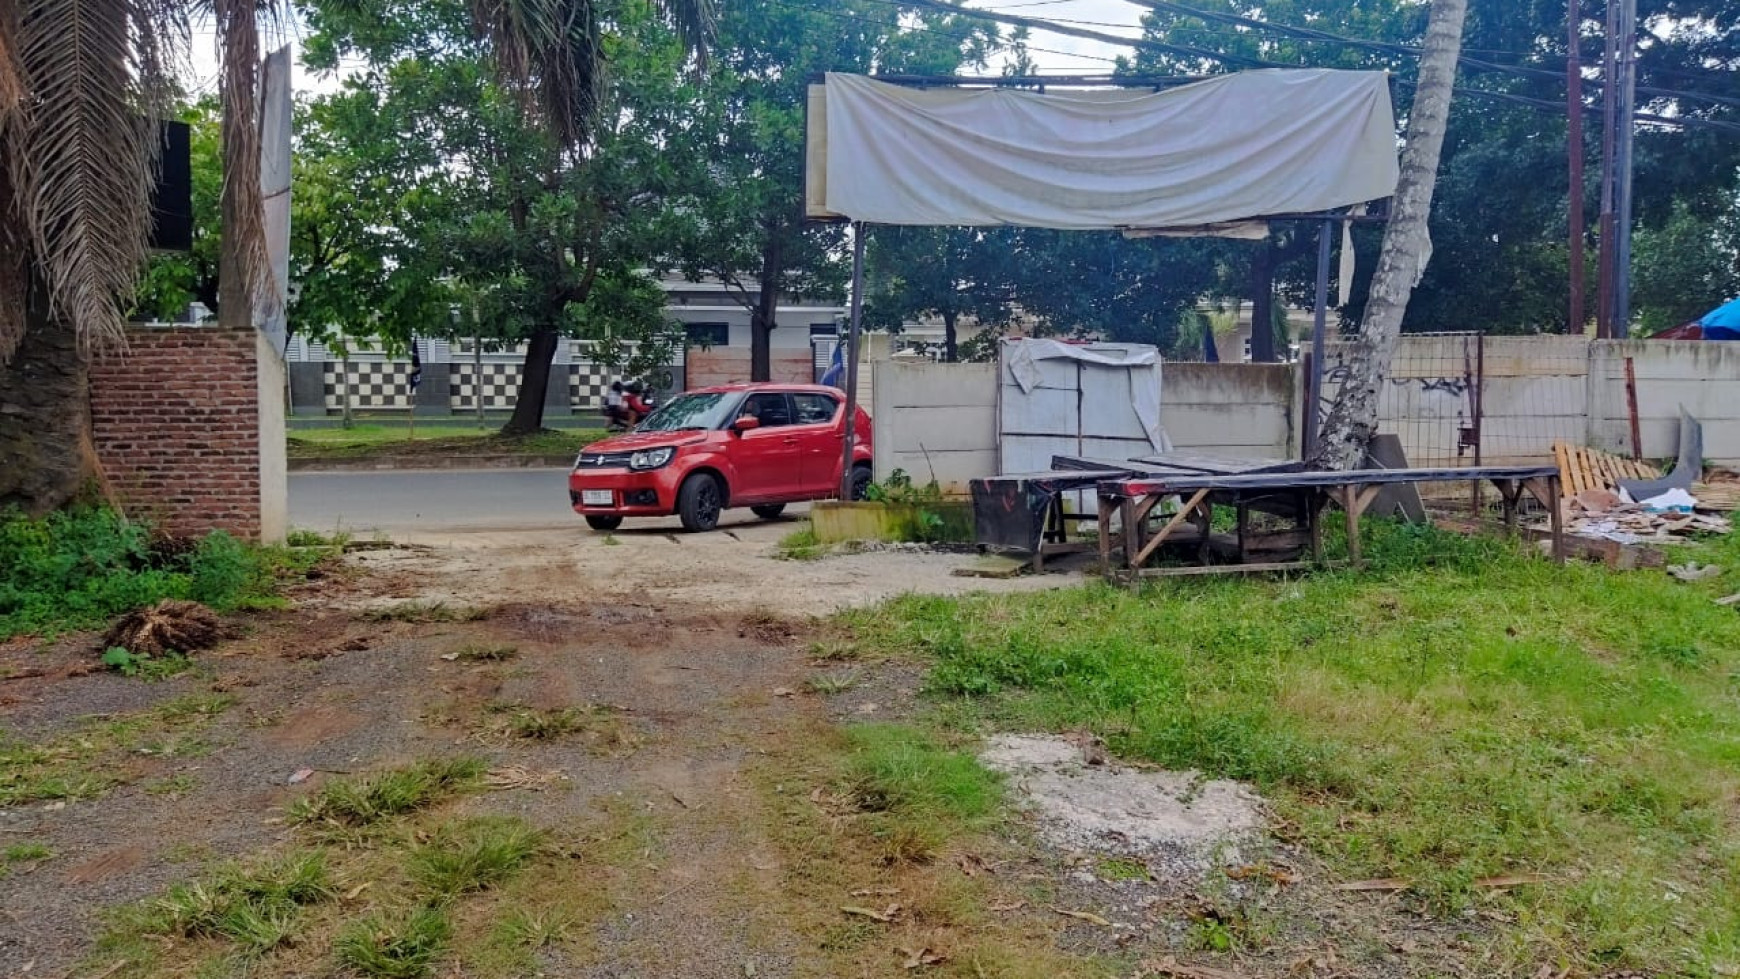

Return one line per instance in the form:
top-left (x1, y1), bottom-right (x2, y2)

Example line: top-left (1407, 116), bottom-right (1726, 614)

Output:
top-left (1566, 0), bottom-right (1586, 335)
top-left (1596, 0), bottom-right (1619, 340)
top-left (1612, 0), bottom-right (1639, 338)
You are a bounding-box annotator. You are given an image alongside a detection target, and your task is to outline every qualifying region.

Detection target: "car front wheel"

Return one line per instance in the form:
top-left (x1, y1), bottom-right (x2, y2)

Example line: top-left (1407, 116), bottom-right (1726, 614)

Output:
top-left (849, 464), bottom-right (872, 501)
top-left (584, 515), bottom-right (623, 531)
top-left (677, 473), bottom-right (724, 532)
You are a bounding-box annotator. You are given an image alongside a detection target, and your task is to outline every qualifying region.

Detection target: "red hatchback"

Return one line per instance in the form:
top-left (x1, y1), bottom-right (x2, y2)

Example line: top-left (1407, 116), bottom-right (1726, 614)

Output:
top-left (569, 383), bottom-right (873, 532)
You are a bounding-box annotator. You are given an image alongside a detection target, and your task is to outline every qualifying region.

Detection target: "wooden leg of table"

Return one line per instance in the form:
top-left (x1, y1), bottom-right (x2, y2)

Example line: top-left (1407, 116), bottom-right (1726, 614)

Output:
top-left (1547, 476), bottom-right (1566, 564)
top-left (1339, 486), bottom-right (1362, 566)
top-left (1308, 491), bottom-right (1325, 564)
top-left (1236, 499), bottom-right (1250, 564)
top-left (1495, 479), bottom-right (1519, 534)
top-left (1120, 497), bottom-right (1139, 571)
top-left (1131, 488), bottom-right (1212, 569)
top-left (1097, 495), bottom-right (1111, 574)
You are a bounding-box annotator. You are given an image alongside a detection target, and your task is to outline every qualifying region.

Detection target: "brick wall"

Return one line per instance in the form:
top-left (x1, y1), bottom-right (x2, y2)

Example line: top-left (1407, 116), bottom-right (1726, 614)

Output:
top-left (89, 326), bottom-right (266, 540)
top-left (685, 348), bottom-right (812, 388)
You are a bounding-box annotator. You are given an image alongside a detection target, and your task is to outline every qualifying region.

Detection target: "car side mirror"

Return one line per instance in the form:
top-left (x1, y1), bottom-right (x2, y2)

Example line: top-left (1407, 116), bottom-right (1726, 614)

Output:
top-left (732, 416), bottom-right (761, 434)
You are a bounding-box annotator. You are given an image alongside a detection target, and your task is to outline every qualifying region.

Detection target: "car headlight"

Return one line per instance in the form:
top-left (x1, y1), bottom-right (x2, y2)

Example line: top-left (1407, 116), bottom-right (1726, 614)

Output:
top-left (629, 447), bottom-right (675, 471)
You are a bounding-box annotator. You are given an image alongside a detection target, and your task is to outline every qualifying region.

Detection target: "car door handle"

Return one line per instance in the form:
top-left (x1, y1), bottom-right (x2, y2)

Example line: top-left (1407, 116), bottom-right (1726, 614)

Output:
top-left (782, 437), bottom-right (799, 444)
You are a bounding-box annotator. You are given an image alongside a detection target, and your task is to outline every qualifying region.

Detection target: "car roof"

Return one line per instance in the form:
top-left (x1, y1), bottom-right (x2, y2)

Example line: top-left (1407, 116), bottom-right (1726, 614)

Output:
top-left (684, 382), bottom-right (844, 396)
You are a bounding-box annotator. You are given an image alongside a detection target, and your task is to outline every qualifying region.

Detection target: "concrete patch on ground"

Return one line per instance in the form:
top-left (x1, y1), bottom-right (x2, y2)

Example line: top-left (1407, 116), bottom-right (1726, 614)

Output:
top-left (980, 734), bottom-right (1266, 871)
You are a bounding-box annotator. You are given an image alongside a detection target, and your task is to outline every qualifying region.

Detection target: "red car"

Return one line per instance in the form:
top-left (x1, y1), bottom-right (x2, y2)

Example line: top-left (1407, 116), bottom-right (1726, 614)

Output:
top-left (569, 383), bottom-right (873, 532)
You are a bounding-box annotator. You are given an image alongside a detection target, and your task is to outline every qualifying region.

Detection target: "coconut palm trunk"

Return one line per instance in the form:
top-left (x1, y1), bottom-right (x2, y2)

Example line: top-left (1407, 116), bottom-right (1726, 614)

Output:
top-left (1314, 0), bottom-right (1471, 469)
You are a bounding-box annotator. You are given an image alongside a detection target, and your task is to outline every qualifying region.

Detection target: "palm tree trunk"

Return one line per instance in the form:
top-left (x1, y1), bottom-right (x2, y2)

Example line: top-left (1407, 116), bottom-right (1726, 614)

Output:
top-left (1315, 0), bottom-right (1470, 469)
top-left (0, 278), bottom-right (100, 513)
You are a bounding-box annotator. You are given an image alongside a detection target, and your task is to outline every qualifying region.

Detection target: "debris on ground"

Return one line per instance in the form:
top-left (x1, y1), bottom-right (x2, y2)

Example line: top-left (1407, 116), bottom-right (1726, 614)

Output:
top-left (978, 735), bottom-right (1264, 870)
top-left (1552, 492), bottom-right (1730, 545)
top-left (100, 599), bottom-right (223, 657)
top-left (1668, 562), bottom-right (1723, 582)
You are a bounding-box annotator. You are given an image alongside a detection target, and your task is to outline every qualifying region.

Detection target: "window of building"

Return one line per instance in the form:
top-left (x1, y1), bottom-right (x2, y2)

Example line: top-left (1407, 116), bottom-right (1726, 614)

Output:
top-left (686, 322), bottom-right (730, 347)
top-left (810, 322), bottom-right (838, 336)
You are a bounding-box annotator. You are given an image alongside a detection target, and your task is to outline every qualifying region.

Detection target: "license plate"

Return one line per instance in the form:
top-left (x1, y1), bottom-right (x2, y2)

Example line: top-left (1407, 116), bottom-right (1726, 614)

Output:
top-left (581, 490), bottom-right (614, 506)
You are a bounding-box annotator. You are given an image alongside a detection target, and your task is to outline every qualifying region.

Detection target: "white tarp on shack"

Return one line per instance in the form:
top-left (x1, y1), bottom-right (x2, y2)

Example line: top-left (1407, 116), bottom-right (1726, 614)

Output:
top-left (999, 339), bottom-right (1170, 477)
top-left (808, 70), bottom-right (1398, 230)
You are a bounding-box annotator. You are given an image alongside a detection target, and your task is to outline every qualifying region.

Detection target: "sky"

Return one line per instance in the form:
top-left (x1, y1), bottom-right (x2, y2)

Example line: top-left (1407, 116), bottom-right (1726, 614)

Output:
top-left (181, 0), bottom-right (1153, 100)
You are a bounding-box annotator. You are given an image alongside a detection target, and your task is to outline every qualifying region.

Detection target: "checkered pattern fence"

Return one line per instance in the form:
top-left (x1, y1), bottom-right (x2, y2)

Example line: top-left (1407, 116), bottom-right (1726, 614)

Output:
top-left (323, 361), bottom-right (413, 410)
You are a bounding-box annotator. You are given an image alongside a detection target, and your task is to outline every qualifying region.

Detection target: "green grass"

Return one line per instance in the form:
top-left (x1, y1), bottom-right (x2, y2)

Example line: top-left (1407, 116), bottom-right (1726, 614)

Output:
top-left (335, 904), bottom-right (452, 979)
top-left (841, 724), bottom-right (1004, 864)
top-left (1, 841), bottom-right (53, 878)
top-left (776, 526), bottom-right (829, 561)
top-left (287, 425), bottom-right (604, 462)
top-left (406, 816), bottom-right (542, 897)
top-left (447, 642), bottom-right (518, 662)
top-left (288, 757), bottom-right (486, 828)
top-left (844, 522), bottom-right (1740, 975)
top-left (0, 694), bottom-right (233, 806)
top-left (0, 506), bottom-right (335, 639)
top-left (119, 852), bottom-right (335, 955)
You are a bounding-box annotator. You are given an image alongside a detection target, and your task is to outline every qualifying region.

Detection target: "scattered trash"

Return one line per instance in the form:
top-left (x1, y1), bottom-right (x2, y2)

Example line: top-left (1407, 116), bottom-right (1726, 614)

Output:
top-left (1642, 488), bottom-right (1698, 513)
top-left (850, 887), bottom-right (899, 898)
top-left (772, 687), bottom-right (795, 698)
top-left (1555, 492), bottom-right (1730, 544)
top-left (988, 900), bottom-right (1027, 913)
top-left (344, 881), bottom-right (372, 899)
top-left (287, 768), bottom-right (315, 785)
top-left (1715, 593), bottom-right (1740, 607)
top-left (1052, 908), bottom-right (1112, 927)
top-left (1668, 563), bottom-right (1723, 582)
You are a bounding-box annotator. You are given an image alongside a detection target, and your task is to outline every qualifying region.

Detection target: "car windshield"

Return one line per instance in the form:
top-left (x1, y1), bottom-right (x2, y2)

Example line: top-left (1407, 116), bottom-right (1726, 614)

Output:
top-left (635, 392), bottom-right (738, 432)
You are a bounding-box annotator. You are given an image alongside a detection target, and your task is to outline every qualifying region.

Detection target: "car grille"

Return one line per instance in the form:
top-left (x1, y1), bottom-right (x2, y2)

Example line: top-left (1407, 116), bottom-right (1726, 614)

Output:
top-left (576, 451), bottom-right (634, 468)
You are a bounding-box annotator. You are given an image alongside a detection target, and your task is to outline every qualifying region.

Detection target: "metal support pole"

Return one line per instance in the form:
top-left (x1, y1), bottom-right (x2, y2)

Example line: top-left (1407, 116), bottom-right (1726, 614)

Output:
top-left (1613, 0), bottom-right (1638, 337)
top-left (1303, 218), bottom-right (1333, 460)
top-left (1566, 0), bottom-right (1586, 334)
top-left (1596, 0), bottom-right (1619, 339)
top-left (838, 223), bottom-right (868, 500)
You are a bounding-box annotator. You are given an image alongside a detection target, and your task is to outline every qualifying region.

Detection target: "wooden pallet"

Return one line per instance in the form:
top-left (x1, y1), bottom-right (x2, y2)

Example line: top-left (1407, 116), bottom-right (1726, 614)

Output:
top-left (1691, 483), bottom-right (1740, 512)
top-left (1552, 442), bottom-right (1662, 499)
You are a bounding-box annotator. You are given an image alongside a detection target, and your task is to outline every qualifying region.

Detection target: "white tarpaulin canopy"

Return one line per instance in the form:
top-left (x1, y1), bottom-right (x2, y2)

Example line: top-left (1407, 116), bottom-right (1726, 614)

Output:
top-left (807, 69), bottom-right (1399, 231)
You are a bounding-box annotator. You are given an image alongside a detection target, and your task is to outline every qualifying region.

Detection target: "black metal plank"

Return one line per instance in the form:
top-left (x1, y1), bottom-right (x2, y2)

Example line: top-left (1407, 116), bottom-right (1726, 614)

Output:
top-left (1101, 466), bottom-right (1558, 496)
top-left (1130, 452), bottom-right (1305, 476)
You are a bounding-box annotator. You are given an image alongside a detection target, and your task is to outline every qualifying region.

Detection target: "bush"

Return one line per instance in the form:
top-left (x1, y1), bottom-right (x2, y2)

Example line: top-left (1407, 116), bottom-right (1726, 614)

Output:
top-left (0, 507), bottom-right (291, 639)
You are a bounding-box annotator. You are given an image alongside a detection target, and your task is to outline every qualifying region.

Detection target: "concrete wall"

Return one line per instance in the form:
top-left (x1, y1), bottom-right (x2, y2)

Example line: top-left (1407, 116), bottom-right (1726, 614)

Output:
top-left (1591, 340), bottom-right (1740, 461)
top-left (872, 361), bottom-right (998, 493)
top-left (90, 326), bottom-right (284, 543)
top-left (1162, 363), bottom-right (1296, 459)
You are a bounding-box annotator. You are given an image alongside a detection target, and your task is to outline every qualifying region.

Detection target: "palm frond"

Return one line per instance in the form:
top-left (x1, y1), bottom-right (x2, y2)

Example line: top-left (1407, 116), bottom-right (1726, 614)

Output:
top-left (10, 0), bottom-right (180, 354)
top-left (470, 0), bottom-right (712, 152)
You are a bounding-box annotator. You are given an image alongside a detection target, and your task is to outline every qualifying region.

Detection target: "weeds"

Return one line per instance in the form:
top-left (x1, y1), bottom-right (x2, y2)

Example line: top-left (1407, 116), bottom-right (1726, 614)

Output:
top-left (846, 521), bottom-right (1740, 973)
top-left (359, 601), bottom-right (492, 624)
top-left (0, 507), bottom-right (326, 638)
top-left (776, 527), bottom-right (829, 561)
top-left (842, 724), bottom-right (1003, 864)
top-left (335, 904), bottom-right (451, 979)
top-left (0, 694), bottom-right (231, 806)
top-left (289, 757), bottom-right (485, 828)
top-left (448, 642), bottom-right (517, 662)
top-left (407, 816), bottom-right (542, 897)
top-left (0, 841), bottom-right (52, 877)
top-left (804, 672), bottom-right (859, 695)
top-left (100, 647), bottom-right (195, 680)
top-left (121, 852), bottom-right (334, 954)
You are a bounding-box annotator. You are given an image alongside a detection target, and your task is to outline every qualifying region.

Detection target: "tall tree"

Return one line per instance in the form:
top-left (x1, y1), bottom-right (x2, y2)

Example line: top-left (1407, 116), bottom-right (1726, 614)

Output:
top-left (1316, 0), bottom-right (1471, 468)
top-left (670, 0), bottom-right (998, 382)
top-left (302, 0), bottom-right (697, 432)
top-left (863, 227), bottom-right (1014, 362)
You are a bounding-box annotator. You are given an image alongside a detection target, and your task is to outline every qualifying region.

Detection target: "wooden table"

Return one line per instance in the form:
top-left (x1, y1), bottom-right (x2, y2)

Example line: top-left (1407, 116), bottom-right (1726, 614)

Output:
top-left (1097, 465), bottom-right (1564, 579)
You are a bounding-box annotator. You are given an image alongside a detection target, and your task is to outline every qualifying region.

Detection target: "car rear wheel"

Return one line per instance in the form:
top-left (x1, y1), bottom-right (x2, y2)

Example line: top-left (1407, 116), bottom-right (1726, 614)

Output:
top-left (584, 515), bottom-right (623, 531)
top-left (750, 504), bottom-right (786, 520)
top-left (677, 473), bottom-right (724, 532)
top-left (849, 464), bottom-right (873, 501)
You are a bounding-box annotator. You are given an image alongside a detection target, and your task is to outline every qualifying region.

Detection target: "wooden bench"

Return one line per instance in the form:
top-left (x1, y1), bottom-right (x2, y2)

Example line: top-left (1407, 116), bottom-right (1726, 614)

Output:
top-left (1097, 465), bottom-right (1564, 578)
